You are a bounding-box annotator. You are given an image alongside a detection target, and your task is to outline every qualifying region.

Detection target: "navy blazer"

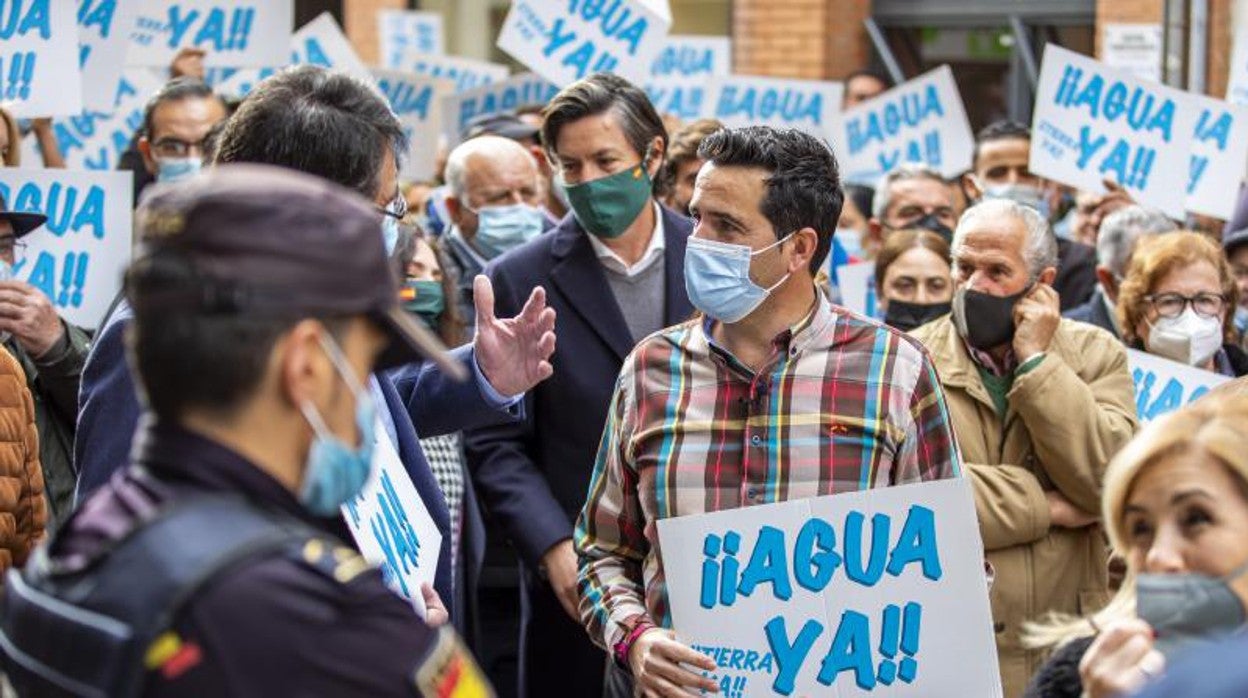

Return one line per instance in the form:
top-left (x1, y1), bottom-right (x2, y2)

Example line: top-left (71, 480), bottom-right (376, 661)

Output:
top-left (75, 300), bottom-right (513, 613)
top-left (464, 206), bottom-right (694, 568)
top-left (1063, 287), bottom-right (1119, 339)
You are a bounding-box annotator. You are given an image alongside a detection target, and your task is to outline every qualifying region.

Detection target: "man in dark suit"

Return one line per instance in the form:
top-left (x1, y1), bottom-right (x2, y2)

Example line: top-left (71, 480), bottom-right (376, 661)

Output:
top-left (465, 72), bottom-right (694, 698)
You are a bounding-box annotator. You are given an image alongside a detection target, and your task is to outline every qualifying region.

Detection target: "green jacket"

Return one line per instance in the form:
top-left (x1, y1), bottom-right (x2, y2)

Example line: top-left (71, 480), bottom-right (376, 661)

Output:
top-left (7, 321), bottom-right (90, 529)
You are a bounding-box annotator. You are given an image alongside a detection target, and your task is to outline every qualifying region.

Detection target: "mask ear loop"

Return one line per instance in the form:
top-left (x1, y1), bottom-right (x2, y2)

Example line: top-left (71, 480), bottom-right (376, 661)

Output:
top-left (755, 231), bottom-right (798, 292)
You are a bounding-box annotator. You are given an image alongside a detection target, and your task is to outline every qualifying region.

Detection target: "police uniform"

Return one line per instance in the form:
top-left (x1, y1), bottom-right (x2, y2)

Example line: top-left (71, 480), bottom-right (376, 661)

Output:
top-left (0, 165), bottom-right (491, 697)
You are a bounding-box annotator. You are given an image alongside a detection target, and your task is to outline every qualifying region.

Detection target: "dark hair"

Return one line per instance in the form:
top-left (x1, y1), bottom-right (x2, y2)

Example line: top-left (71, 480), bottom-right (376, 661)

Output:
top-left (655, 118), bottom-right (722, 199)
top-left (846, 69), bottom-right (893, 90)
top-left (845, 184), bottom-right (875, 223)
top-left (541, 73), bottom-right (667, 163)
top-left (391, 224), bottom-right (466, 346)
top-left (215, 66), bottom-right (406, 199)
top-left (126, 250), bottom-right (346, 421)
top-left (142, 77), bottom-right (224, 140)
top-left (698, 126), bottom-right (843, 273)
top-left (874, 228), bottom-right (952, 294)
top-left (972, 119), bottom-right (1031, 168)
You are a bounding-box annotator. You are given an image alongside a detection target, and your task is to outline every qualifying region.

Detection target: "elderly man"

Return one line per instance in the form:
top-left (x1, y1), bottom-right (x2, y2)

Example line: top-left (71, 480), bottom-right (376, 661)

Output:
top-left (866, 164), bottom-right (958, 256)
top-left (442, 135), bottom-right (549, 324)
top-left (912, 199), bottom-right (1137, 697)
top-left (1065, 206), bottom-right (1176, 338)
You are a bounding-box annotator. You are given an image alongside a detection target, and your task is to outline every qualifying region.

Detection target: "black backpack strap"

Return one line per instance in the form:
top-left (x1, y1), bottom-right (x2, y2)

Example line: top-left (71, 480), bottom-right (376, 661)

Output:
top-left (0, 495), bottom-right (329, 698)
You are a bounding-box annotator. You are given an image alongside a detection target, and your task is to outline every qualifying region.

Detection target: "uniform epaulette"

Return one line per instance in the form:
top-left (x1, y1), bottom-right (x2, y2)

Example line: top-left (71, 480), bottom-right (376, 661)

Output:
top-left (291, 537), bottom-right (373, 585)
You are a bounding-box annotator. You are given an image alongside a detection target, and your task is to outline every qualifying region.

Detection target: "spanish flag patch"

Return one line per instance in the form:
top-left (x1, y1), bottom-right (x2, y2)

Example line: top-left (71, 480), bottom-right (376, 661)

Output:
top-left (413, 627), bottom-right (494, 698)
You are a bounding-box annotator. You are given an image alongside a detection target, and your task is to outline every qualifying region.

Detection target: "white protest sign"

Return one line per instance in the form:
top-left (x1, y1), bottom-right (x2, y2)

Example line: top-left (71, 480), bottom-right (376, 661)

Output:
top-left (212, 66), bottom-right (275, 99)
top-left (343, 423), bottom-right (442, 618)
top-left (1, 0), bottom-right (83, 117)
top-left (53, 69), bottom-right (164, 171)
top-left (441, 72), bottom-right (558, 146)
top-left (834, 262), bottom-right (879, 319)
top-left (1102, 24), bottom-right (1163, 83)
top-left (290, 12), bottom-right (370, 82)
top-left (644, 76), bottom-right (717, 121)
top-left (711, 75), bottom-right (843, 141)
top-left (497, 0), bottom-right (672, 87)
top-left (650, 34), bottom-right (730, 79)
top-left (837, 66), bottom-right (972, 183)
top-left (1127, 349), bottom-right (1229, 422)
top-left (1186, 97), bottom-right (1248, 219)
top-left (0, 169), bottom-right (132, 329)
top-left (372, 69), bottom-right (445, 182)
top-left (377, 10), bottom-right (443, 68)
top-left (128, 0), bottom-right (292, 67)
top-left (77, 0), bottom-right (142, 112)
top-left (389, 51), bottom-right (509, 93)
top-left (1227, 28), bottom-right (1248, 106)
top-left (657, 478), bottom-right (1001, 697)
top-left (1030, 45), bottom-right (1199, 219)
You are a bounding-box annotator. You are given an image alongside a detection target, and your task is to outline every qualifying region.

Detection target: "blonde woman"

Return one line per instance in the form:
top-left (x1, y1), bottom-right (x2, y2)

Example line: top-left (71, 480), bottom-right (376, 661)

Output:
top-left (1023, 394), bottom-right (1248, 697)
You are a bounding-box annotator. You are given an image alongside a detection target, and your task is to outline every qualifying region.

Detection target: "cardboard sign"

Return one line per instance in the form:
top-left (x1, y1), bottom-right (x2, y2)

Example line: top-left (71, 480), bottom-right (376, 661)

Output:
top-left (1227, 27), bottom-right (1248, 106)
top-left (1127, 349), bottom-right (1229, 422)
top-left (372, 69), bottom-right (445, 182)
top-left (77, 0), bottom-right (142, 111)
top-left (290, 12), bottom-right (370, 82)
top-left (1, 0), bottom-right (84, 117)
top-left (657, 478), bottom-right (1001, 697)
top-left (1030, 45), bottom-right (1199, 219)
top-left (837, 66), bottom-right (972, 183)
top-left (649, 34), bottom-right (730, 79)
top-left (128, 0), bottom-right (292, 67)
top-left (441, 72), bottom-right (558, 146)
top-left (0, 169), bottom-right (133, 329)
top-left (645, 76), bottom-right (717, 121)
top-left (343, 420), bottom-right (442, 618)
top-left (1186, 97), bottom-right (1248, 220)
top-left (388, 50), bottom-right (509, 93)
top-left (496, 0), bottom-right (672, 87)
top-left (377, 9), bottom-right (443, 68)
top-left (711, 75), bottom-right (843, 141)
top-left (53, 69), bottom-right (164, 171)
top-left (212, 66), bottom-right (275, 99)
top-left (834, 262), bottom-right (879, 319)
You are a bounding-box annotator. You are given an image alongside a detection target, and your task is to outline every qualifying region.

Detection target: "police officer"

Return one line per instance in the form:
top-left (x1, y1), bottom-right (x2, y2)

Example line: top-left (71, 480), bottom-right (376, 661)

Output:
top-left (0, 165), bottom-right (493, 697)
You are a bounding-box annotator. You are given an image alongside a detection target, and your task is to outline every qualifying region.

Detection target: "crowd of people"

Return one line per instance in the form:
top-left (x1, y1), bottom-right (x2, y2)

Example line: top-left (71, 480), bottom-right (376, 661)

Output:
top-left (0, 41), bottom-right (1244, 698)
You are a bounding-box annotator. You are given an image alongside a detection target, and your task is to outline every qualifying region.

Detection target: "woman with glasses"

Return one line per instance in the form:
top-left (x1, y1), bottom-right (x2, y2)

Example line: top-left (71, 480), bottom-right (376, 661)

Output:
top-left (1117, 231), bottom-right (1247, 377)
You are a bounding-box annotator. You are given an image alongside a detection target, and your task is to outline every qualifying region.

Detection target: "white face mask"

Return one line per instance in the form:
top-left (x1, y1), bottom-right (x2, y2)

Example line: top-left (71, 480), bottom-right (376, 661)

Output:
top-left (1146, 307), bottom-right (1224, 366)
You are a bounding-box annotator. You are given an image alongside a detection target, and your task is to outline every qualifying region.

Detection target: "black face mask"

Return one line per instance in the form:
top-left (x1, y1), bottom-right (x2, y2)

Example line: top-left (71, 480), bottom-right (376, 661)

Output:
top-left (952, 286), bottom-right (1030, 350)
top-left (911, 213), bottom-right (953, 243)
top-left (884, 300), bottom-right (953, 332)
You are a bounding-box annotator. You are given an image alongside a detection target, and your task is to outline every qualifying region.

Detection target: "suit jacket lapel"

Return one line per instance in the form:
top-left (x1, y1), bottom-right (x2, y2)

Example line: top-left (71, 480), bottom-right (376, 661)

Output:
top-left (660, 206), bottom-right (695, 326)
top-left (548, 221), bottom-right (635, 361)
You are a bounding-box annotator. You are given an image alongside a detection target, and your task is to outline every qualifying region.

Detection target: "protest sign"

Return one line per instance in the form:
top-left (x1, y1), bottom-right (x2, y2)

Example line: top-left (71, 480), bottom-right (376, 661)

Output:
top-left (78, 0), bottom-right (142, 112)
top-left (377, 9), bottom-right (443, 68)
top-left (290, 12), bottom-right (370, 82)
top-left (0, 169), bottom-right (132, 329)
top-left (645, 76), bottom-right (717, 121)
top-left (344, 424), bottom-right (442, 618)
top-left (1, 0), bottom-right (83, 117)
top-left (388, 51), bottom-right (509, 93)
top-left (1185, 97), bottom-right (1248, 220)
top-left (496, 0), bottom-right (672, 87)
top-left (711, 75), bottom-right (843, 141)
top-left (53, 69), bottom-right (164, 171)
top-left (128, 0), bottom-right (292, 67)
top-left (657, 478), bottom-right (1000, 697)
top-left (1127, 349), bottom-right (1229, 422)
top-left (212, 66), bottom-right (274, 99)
top-left (1030, 45), bottom-right (1199, 219)
top-left (1228, 28), bottom-right (1248, 106)
top-left (372, 69), bottom-right (445, 182)
top-left (1101, 24), bottom-right (1163, 83)
top-left (441, 72), bottom-right (558, 146)
top-left (834, 262), bottom-right (879, 319)
top-left (837, 66), bottom-right (972, 183)
top-left (649, 34), bottom-right (730, 79)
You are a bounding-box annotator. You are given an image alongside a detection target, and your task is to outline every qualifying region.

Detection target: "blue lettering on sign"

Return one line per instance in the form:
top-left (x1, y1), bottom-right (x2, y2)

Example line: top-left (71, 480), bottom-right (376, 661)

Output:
top-left (1052, 64), bottom-right (1177, 142)
top-left (458, 81), bottom-right (559, 134)
top-left (378, 78), bottom-right (433, 119)
top-left (651, 45), bottom-right (715, 78)
top-left (0, 182), bottom-right (106, 239)
top-left (163, 5), bottom-right (255, 52)
top-left (645, 82), bottom-right (706, 120)
top-left (1187, 108), bottom-right (1234, 194)
top-left (0, 0), bottom-right (51, 40)
top-left (716, 86), bottom-right (824, 125)
top-left (368, 468), bottom-right (422, 597)
top-left (14, 251), bottom-right (89, 310)
top-left (78, 0), bottom-right (117, 39)
top-left (530, 0), bottom-right (654, 80)
top-left (1132, 367), bottom-right (1210, 420)
top-left (0, 51), bottom-right (37, 101)
top-left (298, 37), bottom-right (332, 68)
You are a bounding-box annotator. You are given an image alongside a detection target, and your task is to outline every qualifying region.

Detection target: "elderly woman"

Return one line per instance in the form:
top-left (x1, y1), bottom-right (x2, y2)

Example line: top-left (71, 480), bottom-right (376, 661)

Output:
top-left (873, 228), bottom-right (953, 331)
top-left (1118, 231), bottom-right (1247, 376)
top-left (1024, 393), bottom-right (1248, 697)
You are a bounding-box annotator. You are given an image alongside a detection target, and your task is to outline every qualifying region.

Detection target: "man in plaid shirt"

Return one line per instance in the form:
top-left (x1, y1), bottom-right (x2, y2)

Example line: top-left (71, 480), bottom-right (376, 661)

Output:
top-left (575, 126), bottom-right (963, 697)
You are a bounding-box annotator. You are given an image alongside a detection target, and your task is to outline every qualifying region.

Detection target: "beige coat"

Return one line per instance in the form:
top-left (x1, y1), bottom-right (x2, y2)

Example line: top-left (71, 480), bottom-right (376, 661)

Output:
top-left (912, 317), bottom-right (1137, 697)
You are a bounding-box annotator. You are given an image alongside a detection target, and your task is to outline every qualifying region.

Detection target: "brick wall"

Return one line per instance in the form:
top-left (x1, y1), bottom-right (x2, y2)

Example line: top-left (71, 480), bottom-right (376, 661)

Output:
top-left (733, 0), bottom-right (872, 80)
top-left (343, 0), bottom-right (407, 66)
top-left (1096, 0), bottom-right (1232, 97)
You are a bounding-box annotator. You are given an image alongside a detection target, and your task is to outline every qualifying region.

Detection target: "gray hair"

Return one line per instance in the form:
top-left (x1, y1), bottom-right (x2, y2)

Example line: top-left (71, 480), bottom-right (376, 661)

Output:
top-left (872, 164), bottom-right (947, 219)
top-left (1095, 205), bottom-right (1176, 277)
top-left (444, 135), bottom-right (536, 200)
top-left (953, 199), bottom-right (1059, 279)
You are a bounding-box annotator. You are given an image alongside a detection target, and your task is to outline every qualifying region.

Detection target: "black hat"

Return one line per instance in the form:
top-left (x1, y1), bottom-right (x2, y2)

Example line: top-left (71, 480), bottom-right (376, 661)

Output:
top-left (0, 193), bottom-right (47, 238)
top-left (1224, 226), bottom-right (1248, 255)
top-left (130, 163), bottom-right (464, 377)
top-left (462, 113), bottom-right (540, 143)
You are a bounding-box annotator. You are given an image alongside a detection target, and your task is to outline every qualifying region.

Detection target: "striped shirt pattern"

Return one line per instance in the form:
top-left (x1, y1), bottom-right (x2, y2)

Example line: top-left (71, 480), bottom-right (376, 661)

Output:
top-left (574, 293), bottom-right (963, 650)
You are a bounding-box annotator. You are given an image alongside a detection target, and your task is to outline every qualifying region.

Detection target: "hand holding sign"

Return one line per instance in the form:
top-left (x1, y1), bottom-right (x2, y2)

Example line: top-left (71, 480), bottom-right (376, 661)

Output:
top-left (0, 281), bottom-right (66, 357)
top-left (631, 628), bottom-right (720, 697)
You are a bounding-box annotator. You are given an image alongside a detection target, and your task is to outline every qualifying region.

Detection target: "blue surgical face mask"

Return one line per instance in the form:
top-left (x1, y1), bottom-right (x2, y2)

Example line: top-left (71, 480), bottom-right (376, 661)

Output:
top-left (470, 203), bottom-right (544, 259)
top-left (684, 232), bottom-right (793, 323)
top-left (1137, 557), bottom-right (1248, 659)
top-left (381, 216), bottom-right (400, 256)
top-left (298, 333), bottom-right (376, 517)
top-left (156, 156), bottom-right (203, 184)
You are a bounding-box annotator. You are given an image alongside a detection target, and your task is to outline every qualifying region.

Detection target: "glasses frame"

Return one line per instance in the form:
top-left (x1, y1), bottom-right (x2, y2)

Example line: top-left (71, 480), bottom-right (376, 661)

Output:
top-left (1143, 291), bottom-right (1227, 319)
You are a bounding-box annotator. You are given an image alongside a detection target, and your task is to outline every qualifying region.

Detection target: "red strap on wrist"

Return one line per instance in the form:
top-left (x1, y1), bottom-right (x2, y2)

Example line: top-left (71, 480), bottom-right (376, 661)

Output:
top-left (613, 618), bottom-right (656, 671)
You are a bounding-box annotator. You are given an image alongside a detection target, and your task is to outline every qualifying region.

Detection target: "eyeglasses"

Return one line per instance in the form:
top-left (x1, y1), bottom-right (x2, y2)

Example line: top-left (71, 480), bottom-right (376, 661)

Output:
top-left (0, 238), bottom-right (26, 258)
top-left (1144, 292), bottom-right (1226, 319)
top-left (379, 190), bottom-right (408, 221)
top-left (151, 138), bottom-right (207, 159)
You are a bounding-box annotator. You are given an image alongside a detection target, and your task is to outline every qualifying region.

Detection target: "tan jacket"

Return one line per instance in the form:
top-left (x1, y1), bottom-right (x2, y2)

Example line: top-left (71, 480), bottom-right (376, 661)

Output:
top-left (913, 317), bottom-right (1137, 698)
top-left (0, 345), bottom-right (46, 573)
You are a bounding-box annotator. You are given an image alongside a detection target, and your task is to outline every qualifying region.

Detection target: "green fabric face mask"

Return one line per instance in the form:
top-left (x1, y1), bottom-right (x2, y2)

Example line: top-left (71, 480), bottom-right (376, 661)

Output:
top-left (562, 156), bottom-right (654, 239)
top-left (401, 279), bottom-right (446, 331)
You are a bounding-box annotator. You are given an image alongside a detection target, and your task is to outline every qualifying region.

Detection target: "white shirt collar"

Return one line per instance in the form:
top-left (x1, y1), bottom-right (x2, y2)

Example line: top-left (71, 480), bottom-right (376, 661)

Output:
top-left (587, 202), bottom-right (666, 278)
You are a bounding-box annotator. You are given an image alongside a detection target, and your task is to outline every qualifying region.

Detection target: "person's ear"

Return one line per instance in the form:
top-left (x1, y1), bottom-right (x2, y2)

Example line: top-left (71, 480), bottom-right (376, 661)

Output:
top-left (866, 218), bottom-right (885, 257)
top-left (138, 137), bottom-right (157, 176)
top-left (528, 144), bottom-right (552, 175)
top-left (645, 136), bottom-right (665, 180)
top-left (1095, 266), bottom-right (1118, 301)
top-left (961, 172), bottom-right (983, 202)
top-left (278, 320), bottom-right (329, 412)
top-left (445, 195), bottom-right (465, 228)
top-left (1039, 266), bottom-right (1058, 287)
top-left (791, 227), bottom-right (818, 273)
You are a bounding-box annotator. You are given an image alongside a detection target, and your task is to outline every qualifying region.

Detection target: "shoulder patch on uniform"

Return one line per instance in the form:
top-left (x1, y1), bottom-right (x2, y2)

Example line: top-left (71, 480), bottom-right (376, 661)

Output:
top-left (413, 627), bottom-right (493, 698)
top-left (295, 538), bottom-right (372, 584)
